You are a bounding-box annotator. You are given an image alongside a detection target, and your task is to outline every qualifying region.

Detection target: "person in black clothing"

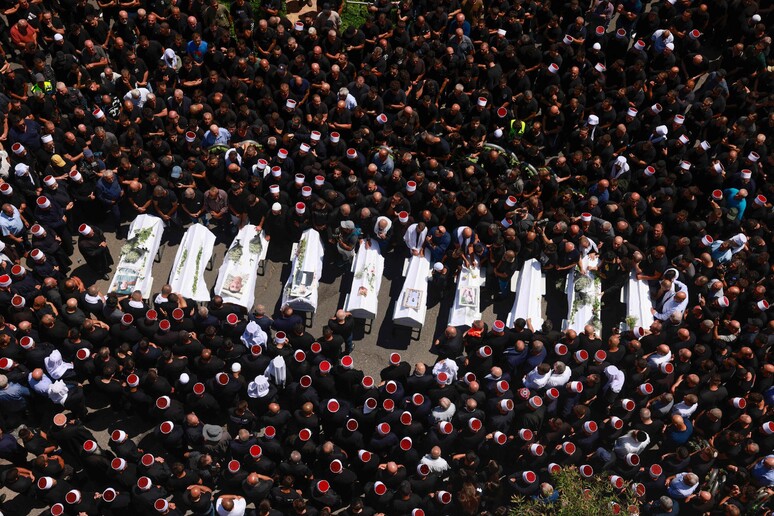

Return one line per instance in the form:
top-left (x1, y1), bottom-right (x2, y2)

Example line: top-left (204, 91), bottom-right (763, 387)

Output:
top-left (76, 224), bottom-right (113, 279)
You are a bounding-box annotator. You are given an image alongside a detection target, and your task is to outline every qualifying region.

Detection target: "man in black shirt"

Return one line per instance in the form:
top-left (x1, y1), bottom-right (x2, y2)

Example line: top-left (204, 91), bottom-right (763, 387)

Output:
top-left (152, 185), bottom-right (180, 229)
top-left (76, 224), bottom-right (113, 279)
top-left (328, 309), bottom-right (355, 355)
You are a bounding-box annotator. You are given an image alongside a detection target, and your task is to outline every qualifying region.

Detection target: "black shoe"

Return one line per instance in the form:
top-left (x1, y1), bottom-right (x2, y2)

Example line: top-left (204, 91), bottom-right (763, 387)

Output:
top-left (102, 273), bottom-right (110, 280)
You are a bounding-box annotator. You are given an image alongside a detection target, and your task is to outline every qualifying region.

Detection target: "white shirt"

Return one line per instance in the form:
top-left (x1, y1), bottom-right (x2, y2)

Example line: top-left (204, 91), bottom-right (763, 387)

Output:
top-left (420, 454), bottom-right (450, 474)
top-left (671, 401), bottom-right (698, 418)
top-left (455, 226), bottom-right (474, 248)
top-left (403, 223), bottom-right (427, 252)
top-left (124, 87), bottom-right (151, 108)
top-left (654, 295), bottom-right (688, 321)
top-left (523, 367), bottom-right (551, 389)
top-left (216, 496), bottom-right (247, 516)
top-left (431, 402), bottom-right (456, 423)
top-left (614, 431), bottom-right (651, 457)
top-left (545, 367), bottom-right (572, 388)
top-left (647, 349), bottom-right (672, 369)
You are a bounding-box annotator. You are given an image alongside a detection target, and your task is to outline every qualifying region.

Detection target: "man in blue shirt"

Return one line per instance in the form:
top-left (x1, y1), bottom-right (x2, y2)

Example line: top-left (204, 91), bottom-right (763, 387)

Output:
top-left (0, 374), bottom-right (31, 429)
top-left (0, 204), bottom-right (25, 244)
top-left (425, 226), bottom-right (451, 263)
top-left (202, 124), bottom-right (231, 148)
top-left (751, 455), bottom-right (774, 487)
top-left (723, 188), bottom-right (748, 220)
top-left (95, 170), bottom-right (123, 227)
top-left (7, 116), bottom-right (42, 151)
top-left (186, 33), bottom-right (208, 64)
top-left (588, 179), bottom-right (610, 204)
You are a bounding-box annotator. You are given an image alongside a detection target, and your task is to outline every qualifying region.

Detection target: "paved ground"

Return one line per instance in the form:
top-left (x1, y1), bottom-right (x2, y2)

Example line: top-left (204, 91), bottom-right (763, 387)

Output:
top-left (0, 218), bottom-right (516, 513)
top-left (84, 219), bottom-right (513, 375)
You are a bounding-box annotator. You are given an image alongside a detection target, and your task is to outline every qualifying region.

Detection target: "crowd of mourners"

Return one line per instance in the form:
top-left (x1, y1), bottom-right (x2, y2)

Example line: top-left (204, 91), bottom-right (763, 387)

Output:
top-left (0, 0), bottom-right (773, 513)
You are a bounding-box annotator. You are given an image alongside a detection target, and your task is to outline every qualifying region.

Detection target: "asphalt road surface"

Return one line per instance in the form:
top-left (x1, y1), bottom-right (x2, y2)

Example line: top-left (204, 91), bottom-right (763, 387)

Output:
top-left (0, 220), bottom-right (517, 514)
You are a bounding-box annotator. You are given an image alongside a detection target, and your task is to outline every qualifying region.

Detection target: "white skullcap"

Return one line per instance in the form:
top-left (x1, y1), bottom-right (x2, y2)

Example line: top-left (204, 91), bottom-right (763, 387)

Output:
top-left (592, 43), bottom-right (601, 50)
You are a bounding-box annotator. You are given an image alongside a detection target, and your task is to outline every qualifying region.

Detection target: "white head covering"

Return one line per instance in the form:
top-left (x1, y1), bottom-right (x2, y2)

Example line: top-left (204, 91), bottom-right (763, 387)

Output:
top-left (373, 216), bottom-right (392, 237)
top-left (224, 149), bottom-right (242, 167)
top-left (163, 49), bottom-right (179, 69)
top-left (264, 355), bottom-right (287, 387)
top-left (729, 233), bottom-right (748, 254)
top-left (48, 380), bottom-right (70, 405)
top-left (604, 365), bottom-right (625, 393)
top-left (45, 350), bottom-right (74, 380)
top-left (247, 375), bottom-right (270, 398)
top-left (240, 321), bottom-right (268, 349)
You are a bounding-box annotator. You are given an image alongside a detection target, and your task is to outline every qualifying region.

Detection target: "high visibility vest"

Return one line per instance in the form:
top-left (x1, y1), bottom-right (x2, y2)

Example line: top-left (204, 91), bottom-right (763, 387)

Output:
top-left (31, 81), bottom-right (54, 95)
top-left (509, 119), bottom-right (526, 138)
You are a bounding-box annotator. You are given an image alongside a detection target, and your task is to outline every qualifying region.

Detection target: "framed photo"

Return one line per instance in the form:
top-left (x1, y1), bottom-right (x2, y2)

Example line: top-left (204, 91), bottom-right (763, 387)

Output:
top-left (224, 274), bottom-right (246, 297)
top-left (402, 288), bottom-right (423, 309)
top-left (112, 266), bottom-right (141, 295)
top-left (459, 287), bottom-right (478, 307)
top-left (293, 270), bottom-right (314, 288)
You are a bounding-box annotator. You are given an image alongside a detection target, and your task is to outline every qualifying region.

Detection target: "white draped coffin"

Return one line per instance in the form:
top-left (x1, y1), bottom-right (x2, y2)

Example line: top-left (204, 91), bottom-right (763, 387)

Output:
top-left (168, 223), bottom-right (216, 302)
top-left (393, 255), bottom-right (431, 329)
top-left (214, 225), bottom-right (267, 309)
top-left (564, 256), bottom-right (602, 332)
top-left (622, 270), bottom-right (655, 331)
top-left (281, 229), bottom-right (325, 312)
top-left (109, 214), bottom-right (164, 298)
top-left (507, 258), bottom-right (546, 328)
top-left (448, 265), bottom-right (485, 327)
top-left (344, 240), bottom-right (385, 319)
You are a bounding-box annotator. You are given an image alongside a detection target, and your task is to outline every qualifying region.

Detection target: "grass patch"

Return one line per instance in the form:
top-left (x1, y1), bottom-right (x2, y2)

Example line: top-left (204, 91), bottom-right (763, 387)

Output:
top-left (341, 2), bottom-right (368, 30)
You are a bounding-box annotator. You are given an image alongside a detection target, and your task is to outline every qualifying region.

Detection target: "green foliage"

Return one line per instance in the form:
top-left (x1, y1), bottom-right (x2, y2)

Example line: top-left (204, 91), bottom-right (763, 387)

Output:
top-left (341, 2), bottom-right (368, 31)
top-left (510, 467), bottom-right (641, 516)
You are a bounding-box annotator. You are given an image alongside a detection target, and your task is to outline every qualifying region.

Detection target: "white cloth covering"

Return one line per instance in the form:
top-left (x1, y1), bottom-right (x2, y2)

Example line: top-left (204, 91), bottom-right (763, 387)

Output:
top-left (240, 321), bottom-right (267, 350)
top-left (265, 356), bottom-right (287, 387)
top-left (45, 350), bottom-right (73, 380)
top-left (247, 375), bottom-right (270, 398)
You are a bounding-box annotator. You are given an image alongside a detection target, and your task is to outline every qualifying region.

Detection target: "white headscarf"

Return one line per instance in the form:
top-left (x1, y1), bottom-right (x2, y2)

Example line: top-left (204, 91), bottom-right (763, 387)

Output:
top-left (225, 149), bottom-right (242, 167)
top-left (45, 350), bottom-right (73, 380)
top-left (162, 48), bottom-right (179, 69)
top-left (729, 233), bottom-right (748, 254)
top-left (265, 355), bottom-right (287, 387)
top-left (48, 380), bottom-right (69, 405)
top-left (373, 216), bottom-right (392, 238)
top-left (240, 321), bottom-right (267, 349)
top-left (247, 375), bottom-right (270, 398)
top-left (604, 365), bottom-right (625, 393)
